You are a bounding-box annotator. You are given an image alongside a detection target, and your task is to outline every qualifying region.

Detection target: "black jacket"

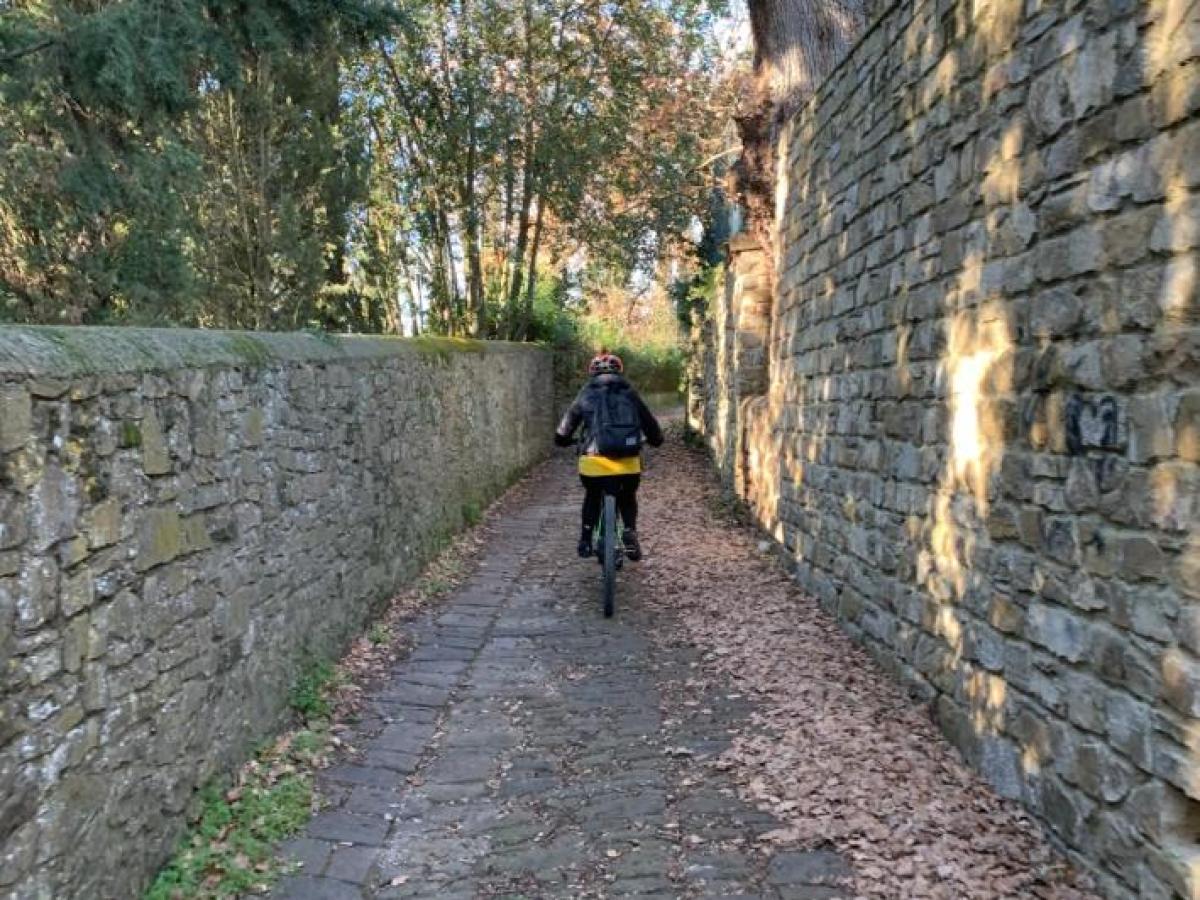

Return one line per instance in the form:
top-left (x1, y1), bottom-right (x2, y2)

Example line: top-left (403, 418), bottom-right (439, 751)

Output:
top-left (554, 374), bottom-right (664, 454)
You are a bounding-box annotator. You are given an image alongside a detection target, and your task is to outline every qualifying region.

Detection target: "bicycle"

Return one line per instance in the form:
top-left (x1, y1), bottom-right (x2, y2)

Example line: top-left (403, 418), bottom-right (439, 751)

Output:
top-left (593, 491), bottom-right (624, 618)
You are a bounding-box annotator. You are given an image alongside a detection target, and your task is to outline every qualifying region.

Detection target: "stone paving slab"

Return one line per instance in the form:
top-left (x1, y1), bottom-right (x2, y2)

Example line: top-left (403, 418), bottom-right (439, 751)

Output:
top-left (271, 460), bottom-right (854, 899)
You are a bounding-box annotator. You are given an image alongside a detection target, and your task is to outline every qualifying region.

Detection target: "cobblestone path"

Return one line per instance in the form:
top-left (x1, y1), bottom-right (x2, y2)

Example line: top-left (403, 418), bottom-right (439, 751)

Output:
top-left (272, 452), bottom-right (852, 899)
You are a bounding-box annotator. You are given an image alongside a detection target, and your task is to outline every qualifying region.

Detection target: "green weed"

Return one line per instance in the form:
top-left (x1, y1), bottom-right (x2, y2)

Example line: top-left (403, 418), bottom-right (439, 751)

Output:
top-left (423, 576), bottom-right (450, 595)
top-left (144, 766), bottom-right (313, 899)
top-left (288, 659), bottom-right (335, 721)
top-left (120, 421), bottom-right (143, 448)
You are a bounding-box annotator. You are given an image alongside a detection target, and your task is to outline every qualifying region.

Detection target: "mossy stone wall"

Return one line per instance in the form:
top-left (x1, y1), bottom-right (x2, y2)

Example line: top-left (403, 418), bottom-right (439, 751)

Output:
top-left (0, 327), bottom-right (553, 898)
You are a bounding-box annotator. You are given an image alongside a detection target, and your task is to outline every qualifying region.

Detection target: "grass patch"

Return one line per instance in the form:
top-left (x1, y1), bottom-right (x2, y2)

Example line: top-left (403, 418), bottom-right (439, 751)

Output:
top-left (144, 728), bottom-right (332, 899)
top-left (288, 659), bottom-right (336, 721)
top-left (461, 501), bottom-right (482, 527)
top-left (368, 624), bottom-right (391, 645)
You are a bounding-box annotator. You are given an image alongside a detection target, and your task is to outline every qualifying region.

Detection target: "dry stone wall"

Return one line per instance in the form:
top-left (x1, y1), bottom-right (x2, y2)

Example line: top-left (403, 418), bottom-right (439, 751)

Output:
top-left (0, 327), bottom-right (552, 899)
top-left (691, 0), bottom-right (1200, 895)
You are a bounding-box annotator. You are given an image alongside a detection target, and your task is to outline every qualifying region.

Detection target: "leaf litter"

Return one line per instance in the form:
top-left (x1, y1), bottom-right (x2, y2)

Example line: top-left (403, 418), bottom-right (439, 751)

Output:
top-left (634, 427), bottom-right (1099, 900)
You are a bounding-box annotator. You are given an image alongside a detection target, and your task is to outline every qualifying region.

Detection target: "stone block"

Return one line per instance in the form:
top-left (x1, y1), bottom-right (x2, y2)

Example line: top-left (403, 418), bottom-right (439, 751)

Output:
top-left (1034, 228), bottom-right (1103, 283)
top-left (0, 491), bottom-right (28, 550)
top-left (86, 499), bottom-right (122, 549)
top-left (61, 615), bottom-right (89, 674)
top-left (1038, 776), bottom-right (1089, 845)
top-left (1066, 675), bottom-right (1107, 734)
top-left (1128, 780), bottom-right (1199, 843)
top-left (1178, 388), bottom-right (1200, 463)
top-left (1072, 740), bottom-right (1134, 803)
top-left (16, 557), bottom-right (58, 631)
top-left (1151, 194), bottom-right (1200, 253)
top-left (1153, 60), bottom-right (1200, 127)
top-left (1163, 648), bottom-right (1200, 717)
top-left (1152, 738), bottom-right (1200, 801)
top-left (1027, 602), bottom-right (1088, 662)
top-left (1101, 206), bottom-right (1159, 268)
top-left (1029, 69), bottom-right (1070, 139)
top-left (61, 569), bottom-right (95, 618)
top-left (57, 536), bottom-right (89, 569)
top-left (30, 463), bottom-right (80, 552)
top-left (0, 385), bottom-right (32, 452)
top-left (1118, 533), bottom-right (1167, 580)
top-left (1093, 812), bottom-right (1145, 888)
top-left (1092, 627), bottom-right (1161, 700)
top-left (140, 409), bottom-right (171, 476)
top-left (979, 735), bottom-right (1023, 799)
top-left (1028, 285), bottom-right (1082, 339)
top-left (1105, 691), bottom-right (1153, 770)
top-left (1147, 842), bottom-right (1200, 900)
top-left (23, 645), bottom-right (61, 686)
top-left (135, 508), bottom-right (184, 572)
top-left (181, 514), bottom-right (212, 554)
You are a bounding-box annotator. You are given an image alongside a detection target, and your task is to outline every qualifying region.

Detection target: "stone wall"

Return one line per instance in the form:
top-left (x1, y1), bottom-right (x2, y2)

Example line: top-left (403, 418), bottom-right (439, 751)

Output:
top-left (691, 0), bottom-right (1200, 895)
top-left (0, 327), bottom-right (552, 899)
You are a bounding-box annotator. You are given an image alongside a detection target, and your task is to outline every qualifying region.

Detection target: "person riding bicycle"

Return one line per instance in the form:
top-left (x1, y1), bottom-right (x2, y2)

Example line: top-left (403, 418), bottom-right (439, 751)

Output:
top-left (555, 352), bottom-right (664, 561)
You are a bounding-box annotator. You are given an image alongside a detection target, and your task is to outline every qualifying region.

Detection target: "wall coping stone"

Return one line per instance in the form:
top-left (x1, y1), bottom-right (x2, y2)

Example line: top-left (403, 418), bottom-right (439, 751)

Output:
top-left (0, 326), bottom-right (543, 378)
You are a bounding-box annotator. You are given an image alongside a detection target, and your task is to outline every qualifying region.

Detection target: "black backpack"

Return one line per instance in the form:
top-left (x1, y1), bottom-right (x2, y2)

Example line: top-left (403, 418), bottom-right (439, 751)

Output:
top-left (589, 385), bottom-right (643, 458)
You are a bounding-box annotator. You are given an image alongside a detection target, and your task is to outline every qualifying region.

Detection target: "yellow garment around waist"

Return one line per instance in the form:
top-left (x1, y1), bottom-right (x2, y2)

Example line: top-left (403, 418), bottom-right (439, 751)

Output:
top-left (578, 454), bottom-right (642, 477)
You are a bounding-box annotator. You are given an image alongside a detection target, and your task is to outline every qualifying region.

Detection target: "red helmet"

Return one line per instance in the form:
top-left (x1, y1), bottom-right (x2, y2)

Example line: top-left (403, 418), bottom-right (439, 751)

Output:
top-left (588, 353), bottom-right (624, 376)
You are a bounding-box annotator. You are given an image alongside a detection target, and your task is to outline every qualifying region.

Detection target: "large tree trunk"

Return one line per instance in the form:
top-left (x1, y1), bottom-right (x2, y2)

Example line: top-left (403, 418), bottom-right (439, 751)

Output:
top-left (738, 0), bottom-right (867, 251)
top-left (746, 0), bottom-right (865, 104)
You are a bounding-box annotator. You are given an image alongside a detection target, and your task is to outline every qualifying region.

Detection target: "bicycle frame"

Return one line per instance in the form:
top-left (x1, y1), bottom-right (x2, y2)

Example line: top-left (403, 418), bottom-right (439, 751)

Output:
top-left (594, 491), bottom-right (623, 617)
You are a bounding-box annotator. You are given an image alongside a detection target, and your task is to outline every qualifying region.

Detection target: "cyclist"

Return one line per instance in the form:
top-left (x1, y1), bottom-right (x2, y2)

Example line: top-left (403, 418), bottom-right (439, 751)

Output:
top-left (555, 352), bottom-right (664, 561)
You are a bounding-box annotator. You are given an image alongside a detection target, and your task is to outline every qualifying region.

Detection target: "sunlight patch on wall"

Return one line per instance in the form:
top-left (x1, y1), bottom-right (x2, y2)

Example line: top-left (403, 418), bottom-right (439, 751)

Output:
top-left (966, 669), bottom-right (1008, 734)
top-left (945, 302), bottom-right (1013, 512)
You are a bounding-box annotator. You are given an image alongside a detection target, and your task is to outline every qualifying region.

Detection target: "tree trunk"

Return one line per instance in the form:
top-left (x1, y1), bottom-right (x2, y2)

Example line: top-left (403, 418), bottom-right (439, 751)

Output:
top-left (519, 195), bottom-right (546, 340)
top-left (745, 0), bottom-right (865, 104)
top-left (500, 140), bottom-right (517, 293)
top-left (504, 0), bottom-right (538, 340)
top-left (738, 0), bottom-right (867, 252)
top-left (396, 249), bottom-right (422, 336)
top-left (461, 0), bottom-right (486, 337)
top-left (506, 135), bottom-right (536, 338)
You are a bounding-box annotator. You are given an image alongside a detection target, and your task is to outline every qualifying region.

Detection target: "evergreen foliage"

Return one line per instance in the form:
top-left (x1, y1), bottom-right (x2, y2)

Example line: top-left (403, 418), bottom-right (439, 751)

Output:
top-left (0, 0), bottom-right (394, 324)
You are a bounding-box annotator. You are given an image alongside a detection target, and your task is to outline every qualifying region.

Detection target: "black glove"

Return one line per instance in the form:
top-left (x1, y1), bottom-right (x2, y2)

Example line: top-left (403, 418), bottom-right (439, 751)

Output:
top-left (554, 432), bottom-right (574, 448)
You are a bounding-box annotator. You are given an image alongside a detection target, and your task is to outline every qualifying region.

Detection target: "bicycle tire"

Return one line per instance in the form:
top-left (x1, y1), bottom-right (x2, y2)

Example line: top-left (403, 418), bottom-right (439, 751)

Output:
top-left (602, 494), bottom-right (616, 618)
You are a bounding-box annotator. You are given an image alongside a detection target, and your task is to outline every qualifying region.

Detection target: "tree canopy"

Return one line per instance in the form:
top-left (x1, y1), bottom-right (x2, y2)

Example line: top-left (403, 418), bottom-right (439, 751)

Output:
top-left (0, 0), bottom-right (733, 339)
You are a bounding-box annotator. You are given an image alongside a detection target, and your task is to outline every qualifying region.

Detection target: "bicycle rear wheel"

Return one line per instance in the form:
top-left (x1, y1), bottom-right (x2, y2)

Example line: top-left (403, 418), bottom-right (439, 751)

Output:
top-left (601, 494), bottom-right (616, 618)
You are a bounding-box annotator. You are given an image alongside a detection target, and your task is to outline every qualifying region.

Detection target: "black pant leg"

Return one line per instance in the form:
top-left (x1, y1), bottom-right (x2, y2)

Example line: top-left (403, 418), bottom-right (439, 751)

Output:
top-left (616, 474), bottom-right (641, 530)
top-left (580, 475), bottom-right (604, 530)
